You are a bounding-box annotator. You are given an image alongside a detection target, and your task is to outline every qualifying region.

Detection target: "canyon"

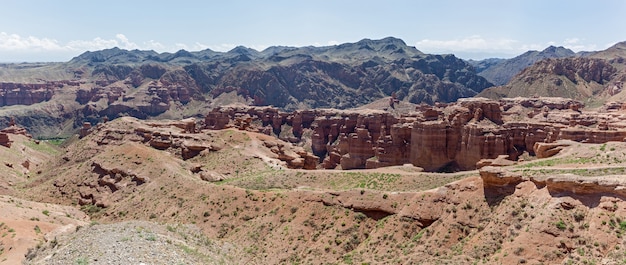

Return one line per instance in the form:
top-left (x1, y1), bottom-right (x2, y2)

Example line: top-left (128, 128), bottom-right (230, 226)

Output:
top-left (7, 113), bottom-right (626, 264)
top-left (3, 37), bottom-right (626, 264)
top-left (202, 96), bottom-right (626, 172)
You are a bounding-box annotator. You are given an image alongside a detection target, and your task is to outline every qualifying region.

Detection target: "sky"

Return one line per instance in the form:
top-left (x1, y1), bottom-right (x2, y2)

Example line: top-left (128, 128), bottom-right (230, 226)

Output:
top-left (1, 0), bottom-right (625, 62)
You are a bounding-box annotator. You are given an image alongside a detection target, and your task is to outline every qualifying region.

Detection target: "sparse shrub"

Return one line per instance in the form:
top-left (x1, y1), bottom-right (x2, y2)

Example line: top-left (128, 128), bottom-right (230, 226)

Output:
top-left (241, 215), bottom-right (253, 221)
top-left (556, 220), bottom-right (567, 230)
top-left (573, 212), bottom-right (585, 222)
top-left (412, 230), bottom-right (425, 242)
top-left (50, 237), bottom-right (58, 248)
top-left (42, 210), bottom-right (50, 216)
top-left (75, 257), bottom-right (89, 265)
top-left (354, 212), bottom-right (367, 222)
top-left (80, 204), bottom-right (102, 214)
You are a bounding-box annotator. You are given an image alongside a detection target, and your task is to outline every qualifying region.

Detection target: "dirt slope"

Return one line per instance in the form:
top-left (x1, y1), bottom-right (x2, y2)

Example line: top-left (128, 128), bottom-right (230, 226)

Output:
top-left (0, 130), bottom-right (89, 264)
top-left (13, 117), bottom-right (626, 264)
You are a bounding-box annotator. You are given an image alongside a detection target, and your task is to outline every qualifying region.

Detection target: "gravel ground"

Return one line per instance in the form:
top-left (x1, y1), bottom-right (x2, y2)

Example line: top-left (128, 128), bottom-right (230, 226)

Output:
top-left (23, 221), bottom-right (239, 265)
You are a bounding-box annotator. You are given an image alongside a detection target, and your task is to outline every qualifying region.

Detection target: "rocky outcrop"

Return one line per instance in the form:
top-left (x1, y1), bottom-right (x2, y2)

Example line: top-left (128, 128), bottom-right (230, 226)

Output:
top-left (476, 155), bottom-right (517, 169)
top-left (0, 125), bottom-right (32, 138)
top-left (479, 166), bottom-right (525, 188)
top-left (79, 122), bottom-right (92, 138)
top-left (0, 132), bottom-right (10, 147)
top-left (533, 140), bottom-right (573, 158)
top-left (74, 161), bottom-right (150, 207)
top-left (203, 97), bottom-right (626, 171)
top-left (0, 118), bottom-right (33, 145)
top-left (480, 166), bottom-right (626, 199)
top-left (0, 82), bottom-right (67, 107)
top-left (261, 139), bottom-right (318, 169)
top-left (84, 117), bottom-right (318, 170)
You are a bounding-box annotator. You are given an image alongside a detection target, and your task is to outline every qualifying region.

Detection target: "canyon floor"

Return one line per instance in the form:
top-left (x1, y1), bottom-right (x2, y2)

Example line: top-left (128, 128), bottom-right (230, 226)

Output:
top-left (3, 112), bottom-right (626, 264)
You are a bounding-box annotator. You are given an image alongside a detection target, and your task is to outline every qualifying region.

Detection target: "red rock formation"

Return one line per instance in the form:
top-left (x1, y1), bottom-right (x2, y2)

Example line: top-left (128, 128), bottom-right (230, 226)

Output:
top-left (0, 132), bottom-right (11, 147)
top-left (79, 122), bottom-right (92, 138)
top-left (0, 82), bottom-right (61, 107)
top-left (90, 117), bottom-right (319, 170)
top-left (534, 141), bottom-right (573, 158)
top-left (1, 118), bottom-right (32, 139)
top-left (201, 97), bottom-right (626, 171)
top-left (480, 166), bottom-right (626, 199)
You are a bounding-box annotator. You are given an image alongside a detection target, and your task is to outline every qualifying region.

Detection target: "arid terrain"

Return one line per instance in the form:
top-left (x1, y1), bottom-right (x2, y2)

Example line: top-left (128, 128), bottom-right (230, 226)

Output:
top-left (2, 38), bottom-right (626, 264)
top-left (0, 96), bottom-right (626, 264)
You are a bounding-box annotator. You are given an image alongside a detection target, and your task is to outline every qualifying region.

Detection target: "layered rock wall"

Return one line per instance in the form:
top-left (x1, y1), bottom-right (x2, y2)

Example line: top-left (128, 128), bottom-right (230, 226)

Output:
top-left (204, 97), bottom-right (626, 171)
top-left (0, 81), bottom-right (71, 107)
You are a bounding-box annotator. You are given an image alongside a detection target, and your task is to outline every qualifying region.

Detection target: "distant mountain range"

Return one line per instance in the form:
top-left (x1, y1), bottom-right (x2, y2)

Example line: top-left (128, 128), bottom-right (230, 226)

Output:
top-left (469, 46), bottom-right (576, 86)
top-left (0, 37), bottom-right (493, 136)
top-left (64, 37), bottom-right (494, 109)
top-left (478, 41), bottom-right (626, 106)
top-left (1, 37), bottom-right (625, 137)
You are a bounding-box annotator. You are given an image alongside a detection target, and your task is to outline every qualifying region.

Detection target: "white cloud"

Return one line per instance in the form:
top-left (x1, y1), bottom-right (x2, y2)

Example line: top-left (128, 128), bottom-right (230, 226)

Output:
top-left (416, 35), bottom-right (600, 57)
top-left (143, 40), bottom-right (166, 51)
top-left (0, 32), bottom-right (206, 55)
top-left (0, 32), bottom-right (64, 51)
top-left (205, 43), bottom-right (236, 52)
top-left (560, 38), bottom-right (597, 52)
top-left (192, 42), bottom-right (211, 51)
top-left (115, 34), bottom-right (139, 50)
top-left (66, 37), bottom-right (118, 51)
top-left (416, 35), bottom-right (521, 54)
top-left (174, 43), bottom-right (189, 50)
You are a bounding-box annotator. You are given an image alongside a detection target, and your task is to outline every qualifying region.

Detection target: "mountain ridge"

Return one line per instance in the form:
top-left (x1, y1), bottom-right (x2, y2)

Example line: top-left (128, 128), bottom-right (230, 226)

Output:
top-left (0, 37), bottom-right (493, 136)
top-left (478, 41), bottom-right (626, 104)
top-left (471, 45), bottom-right (576, 86)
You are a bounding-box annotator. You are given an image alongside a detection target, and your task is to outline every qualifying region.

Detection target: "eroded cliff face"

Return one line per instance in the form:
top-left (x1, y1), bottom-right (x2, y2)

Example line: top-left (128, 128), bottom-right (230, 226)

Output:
top-left (479, 55), bottom-right (625, 101)
top-left (0, 81), bottom-right (72, 107)
top-left (203, 97), bottom-right (626, 171)
top-left (19, 110), bottom-right (626, 264)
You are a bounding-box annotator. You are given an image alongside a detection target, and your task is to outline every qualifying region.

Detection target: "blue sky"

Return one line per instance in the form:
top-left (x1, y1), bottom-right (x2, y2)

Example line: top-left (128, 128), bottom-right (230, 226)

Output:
top-left (1, 0), bottom-right (625, 62)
